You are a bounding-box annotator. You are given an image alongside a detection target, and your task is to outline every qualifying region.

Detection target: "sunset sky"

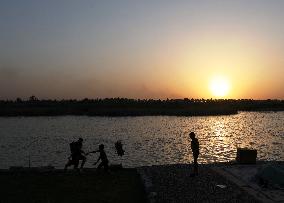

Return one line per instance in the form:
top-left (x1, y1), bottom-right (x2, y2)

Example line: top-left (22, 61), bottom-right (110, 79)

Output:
top-left (1, 0), bottom-right (283, 99)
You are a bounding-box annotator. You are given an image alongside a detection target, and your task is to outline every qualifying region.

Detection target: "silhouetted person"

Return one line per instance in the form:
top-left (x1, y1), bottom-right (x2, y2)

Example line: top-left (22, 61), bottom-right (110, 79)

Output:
top-left (115, 140), bottom-right (125, 157)
top-left (87, 144), bottom-right (109, 172)
top-left (190, 132), bottom-right (199, 176)
top-left (64, 138), bottom-right (86, 171)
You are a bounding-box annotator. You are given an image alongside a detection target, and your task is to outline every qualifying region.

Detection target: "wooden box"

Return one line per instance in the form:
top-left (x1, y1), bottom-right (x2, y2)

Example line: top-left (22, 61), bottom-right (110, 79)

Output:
top-left (236, 148), bottom-right (257, 164)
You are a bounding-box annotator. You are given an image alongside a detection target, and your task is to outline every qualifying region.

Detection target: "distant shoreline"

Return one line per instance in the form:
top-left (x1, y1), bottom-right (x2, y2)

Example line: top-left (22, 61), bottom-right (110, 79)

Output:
top-left (0, 98), bottom-right (283, 117)
top-left (1, 110), bottom-right (284, 117)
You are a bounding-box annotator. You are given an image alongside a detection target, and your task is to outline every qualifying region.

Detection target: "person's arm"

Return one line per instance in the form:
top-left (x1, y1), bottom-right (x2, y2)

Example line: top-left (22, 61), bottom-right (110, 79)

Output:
top-left (93, 155), bottom-right (101, 165)
top-left (86, 150), bottom-right (99, 155)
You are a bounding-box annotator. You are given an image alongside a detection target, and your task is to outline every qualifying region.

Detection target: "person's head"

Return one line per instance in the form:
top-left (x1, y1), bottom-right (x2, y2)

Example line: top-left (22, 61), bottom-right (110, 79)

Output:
top-left (189, 132), bottom-right (195, 139)
top-left (78, 138), bottom-right (83, 142)
top-left (99, 144), bottom-right (104, 150)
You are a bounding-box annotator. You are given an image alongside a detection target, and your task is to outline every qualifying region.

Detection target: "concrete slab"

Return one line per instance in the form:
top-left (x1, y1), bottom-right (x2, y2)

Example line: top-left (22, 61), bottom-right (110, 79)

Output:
top-left (212, 163), bottom-right (284, 203)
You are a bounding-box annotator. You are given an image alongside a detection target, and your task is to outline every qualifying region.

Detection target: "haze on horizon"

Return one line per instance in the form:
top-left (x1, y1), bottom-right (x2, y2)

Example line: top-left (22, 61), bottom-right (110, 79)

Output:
top-left (1, 0), bottom-right (283, 100)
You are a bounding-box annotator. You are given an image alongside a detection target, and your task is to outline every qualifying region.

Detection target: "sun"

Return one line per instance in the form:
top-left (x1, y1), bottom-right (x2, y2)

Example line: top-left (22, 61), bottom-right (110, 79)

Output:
top-left (209, 76), bottom-right (230, 98)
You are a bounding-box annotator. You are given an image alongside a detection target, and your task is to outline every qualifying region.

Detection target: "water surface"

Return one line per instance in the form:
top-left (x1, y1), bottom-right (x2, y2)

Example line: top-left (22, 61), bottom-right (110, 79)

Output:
top-left (0, 112), bottom-right (283, 168)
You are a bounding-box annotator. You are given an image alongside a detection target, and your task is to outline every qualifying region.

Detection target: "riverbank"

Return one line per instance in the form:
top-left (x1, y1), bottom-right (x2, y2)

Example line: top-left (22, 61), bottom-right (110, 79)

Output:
top-left (138, 164), bottom-right (259, 203)
top-left (0, 168), bottom-right (147, 203)
top-left (1, 162), bottom-right (283, 203)
top-left (138, 162), bottom-right (283, 203)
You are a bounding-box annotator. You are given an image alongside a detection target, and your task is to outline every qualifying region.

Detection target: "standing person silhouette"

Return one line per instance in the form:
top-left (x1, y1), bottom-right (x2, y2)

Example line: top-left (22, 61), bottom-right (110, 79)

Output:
top-left (190, 132), bottom-right (199, 176)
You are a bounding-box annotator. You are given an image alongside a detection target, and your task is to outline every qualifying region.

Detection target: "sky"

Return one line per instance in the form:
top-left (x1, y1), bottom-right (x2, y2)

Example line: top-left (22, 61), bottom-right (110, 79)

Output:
top-left (0, 0), bottom-right (283, 100)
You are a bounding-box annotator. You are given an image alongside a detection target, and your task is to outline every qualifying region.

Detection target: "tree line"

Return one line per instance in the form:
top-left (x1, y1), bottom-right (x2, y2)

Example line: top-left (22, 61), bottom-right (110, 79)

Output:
top-left (0, 96), bottom-right (283, 116)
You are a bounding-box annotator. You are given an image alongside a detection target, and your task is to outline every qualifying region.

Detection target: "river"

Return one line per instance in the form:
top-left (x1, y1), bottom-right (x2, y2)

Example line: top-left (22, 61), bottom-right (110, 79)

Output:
top-left (0, 112), bottom-right (283, 168)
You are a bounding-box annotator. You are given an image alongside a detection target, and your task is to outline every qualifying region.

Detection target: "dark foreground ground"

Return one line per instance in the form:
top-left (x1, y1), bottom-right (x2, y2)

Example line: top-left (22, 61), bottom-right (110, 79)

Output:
top-left (138, 164), bottom-right (260, 203)
top-left (2, 164), bottom-right (279, 203)
top-left (0, 168), bottom-right (146, 203)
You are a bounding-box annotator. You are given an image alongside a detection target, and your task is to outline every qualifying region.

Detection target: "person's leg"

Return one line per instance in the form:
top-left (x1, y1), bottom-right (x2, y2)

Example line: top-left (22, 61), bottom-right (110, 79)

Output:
top-left (80, 155), bottom-right (86, 169)
top-left (73, 159), bottom-right (79, 169)
top-left (64, 160), bottom-right (72, 171)
top-left (97, 162), bottom-right (103, 171)
top-left (103, 161), bottom-right (109, 172)
top-left (193, 155), bottom-right (198, 175)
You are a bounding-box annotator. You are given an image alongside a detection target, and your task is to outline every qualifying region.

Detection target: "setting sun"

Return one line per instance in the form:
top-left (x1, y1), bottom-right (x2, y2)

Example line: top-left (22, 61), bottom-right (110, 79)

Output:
top-left (209, 76), bottom-right (230, 98)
